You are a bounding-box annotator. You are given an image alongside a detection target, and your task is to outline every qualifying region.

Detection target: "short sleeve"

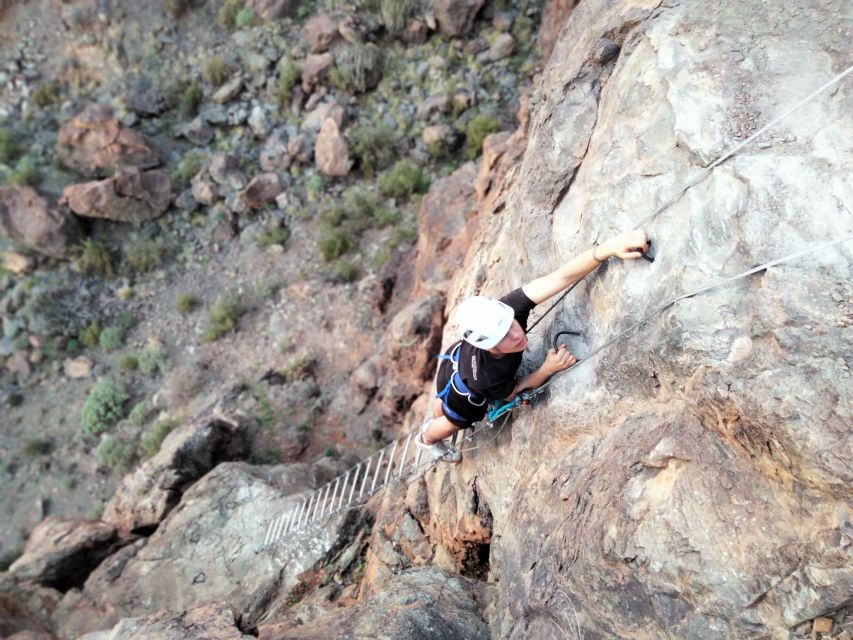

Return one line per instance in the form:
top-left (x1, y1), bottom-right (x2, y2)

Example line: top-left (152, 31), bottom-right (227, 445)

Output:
top-left (499, 288), bottom-right (537, 330)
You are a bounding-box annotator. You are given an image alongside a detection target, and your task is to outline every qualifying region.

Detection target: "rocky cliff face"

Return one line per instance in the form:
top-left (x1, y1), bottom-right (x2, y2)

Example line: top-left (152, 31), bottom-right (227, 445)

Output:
top-left (3, 0), bottom-right (851, 638)
top-left (410, 0), bottom-right (852, 637)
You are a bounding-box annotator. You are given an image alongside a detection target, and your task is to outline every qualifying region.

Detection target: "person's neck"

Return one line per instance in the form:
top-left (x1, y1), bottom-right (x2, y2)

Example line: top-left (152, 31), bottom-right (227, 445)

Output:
top-left (487, 348), bottom-right (506, 359)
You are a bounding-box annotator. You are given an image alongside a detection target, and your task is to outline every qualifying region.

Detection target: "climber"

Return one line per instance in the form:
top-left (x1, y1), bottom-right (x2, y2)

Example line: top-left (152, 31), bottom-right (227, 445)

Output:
top-left (415, 229), bottom-right (650, 463)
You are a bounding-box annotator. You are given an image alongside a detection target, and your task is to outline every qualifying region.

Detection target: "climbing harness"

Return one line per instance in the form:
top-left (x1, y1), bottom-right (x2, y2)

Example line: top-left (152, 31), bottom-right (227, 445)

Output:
top-left (259, 65), bottom-right (853, 546)
top-left (435, 342), bottom-right (488, 427)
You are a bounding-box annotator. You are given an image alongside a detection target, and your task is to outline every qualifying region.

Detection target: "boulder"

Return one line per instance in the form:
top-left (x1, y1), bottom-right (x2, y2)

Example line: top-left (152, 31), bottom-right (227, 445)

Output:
top-left (0, 186), bottom-right (81, 258)
top-left (61, 168), bottom-right (172, 223)
top-left (415, 92), bottom-right (452, 121)
top-left (433, 0), bottom-right (485, 37)
top-left (208, 153), bottom-right (247, 190)
top-left (301, 52), bottom-right (334, 92)
top-left (1, 250), bottom-right (35, 274)
top-left (63, 356), bottom-right (93, 379)
top-left (257, 567), bottom-right (492, 639)
top-left (303, 13), bottom-right (338, 53)
top-left (191, 173), bottom-right (218, 206)
top-left (212, 76), bottom-right (243, 104)
top-left (487, 32), bottom-right (515, 61)
top-left (102, 411), bottom-right (257, 534)
top-left (259, 127), bottom-right (292, 173)
top-left (57, 104), bottom-right (159, 178)
top-left (77, 603), bottom-right (253, 640)
top-left (301, 100), bottom-right (345, 132)
top-left (9, 518), bottom-right (120, 591)
top-left (240, 173), bottom-right (283, 209)
top-left (248, 105), bottom-right (270, 139)
top-left (175, 117), bottom-right (214, 147)
top-left (315, 117), bottom-right (352, 177)
top-left (422, 123), bottom-right (461, 153)
top-left (55, 462), bottom-right (359, 637)
top-left (287, 132), bottom-right (314, 165)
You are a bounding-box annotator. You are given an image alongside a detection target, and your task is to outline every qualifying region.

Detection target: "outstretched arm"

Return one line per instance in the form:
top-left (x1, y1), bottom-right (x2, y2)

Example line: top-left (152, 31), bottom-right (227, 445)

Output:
top-left (504, 345), bottom-right (576, 400)
top-left (521, 230), bottom-right (649, 305)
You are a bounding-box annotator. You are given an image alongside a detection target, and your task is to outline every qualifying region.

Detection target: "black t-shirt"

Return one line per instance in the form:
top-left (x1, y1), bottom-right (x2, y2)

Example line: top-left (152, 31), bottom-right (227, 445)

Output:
top-left (455, 288), bottom-right (536, 401)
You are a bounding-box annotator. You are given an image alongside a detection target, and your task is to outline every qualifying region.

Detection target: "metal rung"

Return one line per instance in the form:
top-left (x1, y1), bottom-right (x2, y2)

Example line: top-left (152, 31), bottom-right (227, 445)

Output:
top-left (359, 458), bottom-right (372, 497)
top-left (397, 433), bottom-right (413, 480)
top-left (348, 464), bottom-right (361, 504)
top-left (383, 440), bottom-right (399, 487)
top-left (370, 448), bottom-right (386, 494)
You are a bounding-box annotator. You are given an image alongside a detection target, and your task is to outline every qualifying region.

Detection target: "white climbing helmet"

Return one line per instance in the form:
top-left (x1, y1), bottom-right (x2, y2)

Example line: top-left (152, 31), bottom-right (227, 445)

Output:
top-left (455, 296), bottom-right (515, 350)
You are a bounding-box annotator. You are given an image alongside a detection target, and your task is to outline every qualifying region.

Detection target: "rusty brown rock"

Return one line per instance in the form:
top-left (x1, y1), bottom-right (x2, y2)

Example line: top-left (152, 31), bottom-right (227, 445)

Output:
top-left (315, 118), bottom-right (352, 177)
top-left (0, 186), bottom-right (81, 259)
top-left (240, 173), bottom-right (283, 209)
top-left (539, 0), bottom-right (579, 65)
top-left (301, 52), bottom-right (334, 92)
top-left (61, 168), bottom-right (172, 223)
top-left (412, 161), bottom-right (478, 297)
top-left (9, 518), bottom-right (119, 591)
top-left (303, 13), bottom-right (338, 53)
top-left (433, 0), bottom-right (485, 37)
top-left (57, 103), bottom-right (159, 178)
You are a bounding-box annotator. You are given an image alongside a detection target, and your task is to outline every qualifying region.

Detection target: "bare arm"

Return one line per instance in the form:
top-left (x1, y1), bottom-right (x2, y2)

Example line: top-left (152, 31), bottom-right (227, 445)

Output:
top-left (504, 345), bottom-right (576, 400)
top-left (521, 230), bottom-right (649, 305)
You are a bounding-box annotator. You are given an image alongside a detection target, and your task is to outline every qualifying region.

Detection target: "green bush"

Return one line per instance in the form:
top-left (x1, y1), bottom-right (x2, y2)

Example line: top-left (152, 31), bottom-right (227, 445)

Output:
top-left (464, 114), bottom-right (501, 160)
top-left (378, 160), bottom-right (430, 200)
top-left (257, 226), bottom-right (290, 248)
top-left (235, 7), bottom-right (255, 27)
top-left (99, 326), bottom-right (123, 351)
top-left (76, 239), bottom-right (114, 277)
top-left (329, 43), bottom-right (382, 93)
top-left (23, 437), bottom-right (52, 458)
top-left (87, 501), bottom-right (105, 520)
top-left (95, 435), bottom-right (135, 472)
top-left (179, 80), bottom-right (203, 119)
top-left (128, 399), bottom-right (152, 427)
top-left (175, 293), bottom-right (201, 314)
top-left (305, 173), bottom-right (324, 201)
top-left (0, 129), bottom-right (20, 164)
top-left (318, 227), bottom-right (351, 262)
top-left (274, 57), bottom-right (302, 105)
top-left (117, 354), bottom-right (139, 371)
top-left (334, 259), bottom-right (358, 282)
top-left (202, 56), bottom-right (228, 86)
top-left (350, 124), bottom-right (396, 178)
top-left (124, 237), bottom-right (166, 275)
top-left (141, 416), bottom-right (181, 458)
top-left (248, 447), bottom-right (282, 465)
top-left (171, 152), bottom-right (204, 189)
top-left (5, 155), bottom-right (40, 187)
top-left (201, 295), bottom-right (244, 342)
top-left (217, 0), bottom-right (242, 29)
top-left (380, 0), bottom-right (416, 35)
top-left (81, 379), bottom-right (128, 436)
top-left (79, 319), bottom-right (102, 349)
top-left (162, 0), bottom-right (192, 17)
top-left (279, 355), bottom-right (316, 383)
top-left (31, 83), bottom-right (59, 108)
top-left (138, 344), bottom-right (169, 375)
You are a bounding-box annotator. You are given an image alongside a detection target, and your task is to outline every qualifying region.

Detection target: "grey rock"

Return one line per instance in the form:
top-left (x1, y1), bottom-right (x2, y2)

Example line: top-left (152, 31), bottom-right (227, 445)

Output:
top-left (248, 105), bottom-right (270, 138)
top-left (487, 33), bottom-right (515, 61)
top-left (212, 75), bottom-right (243, 104)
